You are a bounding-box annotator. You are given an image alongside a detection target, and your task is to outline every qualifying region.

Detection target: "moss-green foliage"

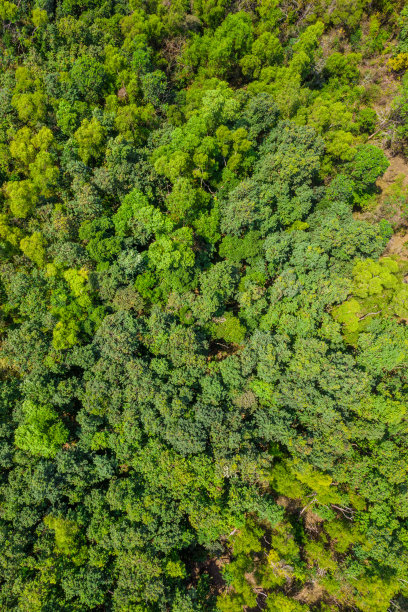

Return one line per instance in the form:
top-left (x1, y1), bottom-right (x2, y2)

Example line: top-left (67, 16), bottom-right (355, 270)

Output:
top-left (74, 117), bottom-right (106, 165)
top-left (43, 515), bottom-right (82, 556)
top-left (332, 256), bottom-right (408, 342)
top-left (1, 1), bottom-right (408, 611)
top-left (210, 312), bottom-right (246, 345)
top-left (14, 400), bottom-right (69, 458)
top-left (20, 231), bottom-right (47, 267)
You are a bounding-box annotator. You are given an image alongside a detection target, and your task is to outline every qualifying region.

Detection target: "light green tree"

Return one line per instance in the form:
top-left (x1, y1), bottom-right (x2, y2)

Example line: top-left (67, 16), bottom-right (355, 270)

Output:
top-left (4, 180), bottom-right (39, 218)
top-left (20, 232), bottom-right (47, 267)
top-left (15, 401), bottom-right (68, 458)
top-left (74, 117), bottom-right (106, 164)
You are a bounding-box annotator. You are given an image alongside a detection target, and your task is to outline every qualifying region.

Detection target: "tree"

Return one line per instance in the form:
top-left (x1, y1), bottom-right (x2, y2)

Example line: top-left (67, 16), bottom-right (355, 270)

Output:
top-left (166, 178), bottom-right (211, 224)
top-left (70, 56), bottom-right (108, 103)
top-left (4, 180), bottom-right (38, 218)
top-left (31, 7), bottom-right (48, 28)
top-left (141, 70), bottom-right (167, 106)
top-left (350, 144), bottom-right (390, 203)
top-left (0, 0), bottom-right (18, 22)
top-left (20, 232), bottom-right (47, 267)
top-left (14, 401), bottom-right (69, 458)
top-left (210, 312), bottom-right (246, 344)
top-left (43, 515), bottom-right (82, 556)
top-left (74, 118), bottom-right (106, 165)
top-left (12, 91), bottom-right (47, 123)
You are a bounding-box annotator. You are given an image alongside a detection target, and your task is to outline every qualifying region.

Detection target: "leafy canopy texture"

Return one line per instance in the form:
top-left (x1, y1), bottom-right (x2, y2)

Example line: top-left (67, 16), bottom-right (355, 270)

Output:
top-left (0, 1), bottom-right (408, 611)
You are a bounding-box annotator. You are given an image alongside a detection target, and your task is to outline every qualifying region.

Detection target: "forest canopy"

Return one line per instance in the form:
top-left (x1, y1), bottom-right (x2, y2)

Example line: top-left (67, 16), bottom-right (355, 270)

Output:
top-left (1, 0), bottom-right (408, 610)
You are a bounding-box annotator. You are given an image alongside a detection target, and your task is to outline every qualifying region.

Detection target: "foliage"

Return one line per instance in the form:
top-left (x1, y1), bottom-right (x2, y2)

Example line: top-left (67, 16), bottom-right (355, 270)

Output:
top-left (0, 2), bottom-right (407, 611)
top-left (14, 401), bottom-right (69, 458)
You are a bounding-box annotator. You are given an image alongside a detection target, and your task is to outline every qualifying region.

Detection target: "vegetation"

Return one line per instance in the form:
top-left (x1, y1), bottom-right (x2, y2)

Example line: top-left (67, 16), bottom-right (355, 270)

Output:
top-left (0, 0), bottom-right (408, 610)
